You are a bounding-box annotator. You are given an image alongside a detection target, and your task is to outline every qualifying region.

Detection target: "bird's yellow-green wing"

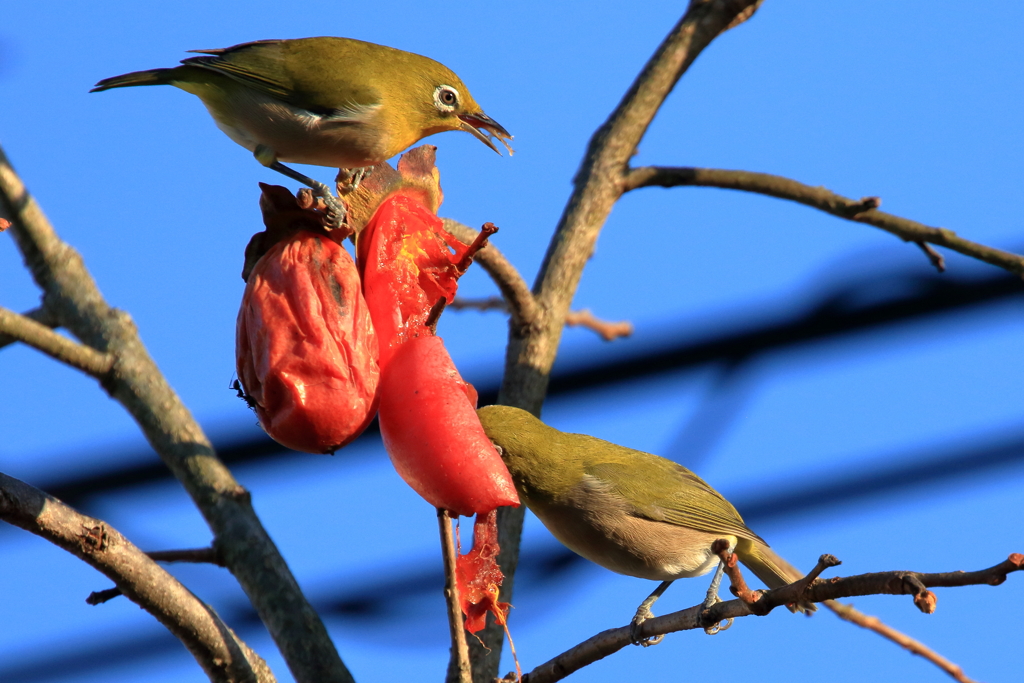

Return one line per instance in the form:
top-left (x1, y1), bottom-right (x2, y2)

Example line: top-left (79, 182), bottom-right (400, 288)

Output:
top-left (182, 38), bottom-right (383, 117)
top-left (585, 453), bottom-right (764, 544)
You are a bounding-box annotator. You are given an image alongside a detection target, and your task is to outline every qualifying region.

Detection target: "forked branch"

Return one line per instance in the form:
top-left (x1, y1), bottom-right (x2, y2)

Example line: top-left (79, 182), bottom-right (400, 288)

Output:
top-left (477, 1), bottom-right (767, 679)
top-left (0, 305), bottom-right (59, 349)
top-left (525, 554), bottom-right (1021, 683)
top-left (0, 305), bottom-right (113, 377)
top-left (0, 143), bottom-right (353, 683)
top-left (624, 166), bottom-right (1024, 277)
top-left (0, 471), bottom-right (274, 683)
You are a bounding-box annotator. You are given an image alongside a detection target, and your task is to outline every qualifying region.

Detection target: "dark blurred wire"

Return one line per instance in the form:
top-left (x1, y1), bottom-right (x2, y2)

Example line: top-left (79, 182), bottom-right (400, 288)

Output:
top-left (30, 268), bottom-right (1024, 508)
top-left (544, 270), bottom-right (1021, 394)
top-left (5, 426), bottom-right (1022, 683)
top-left (661, 360), bottom-right (755, 470)
top-left (738, 431), bottom-right (1024, 520)
top-left (0, 631), bottom-right (189, 683)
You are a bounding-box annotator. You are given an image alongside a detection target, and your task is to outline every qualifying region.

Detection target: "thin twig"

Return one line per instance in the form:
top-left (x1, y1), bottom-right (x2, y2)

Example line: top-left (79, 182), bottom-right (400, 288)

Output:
top-left (564, 309), bottom-right (633, 341)
top-left (712, 544), bottom-right (966, 683)
top-left (443, 219), bottom-right (539, 334)
top-left (451, 297), bottom-right (633, 342)
top-left (710, 539), bottom-right (761, 608)
top-left (457, 222), bottom-right (500, 272)
top-left (0, 305), bottom-right (59, 350)
top-left (824, 601), bottom-right (976, 683)
top-left (0, 306), bottom-right (113, 377)
top-left (439, 509), bottom-right (472, 683)
top-left (0, 471), bottom-right (274, 682)
top-left (148, 546), bottom-right (226, 566)
top-left (916, 241), bottom-right (947, 272)
top-left (84, 546), bottom-right (228, 605)
top-left (449, 296), bottom-right (508, 313)
top-left (800, 553), bottom-right (843, 587)
top-left (527, 553), bottom-right (1020, 683)
top-left (0, 143), bottom-right (354, 683)
top-left (86, 587), bottom-right (123, 605)
top-left (623, 166), bottom-right (1024, 277)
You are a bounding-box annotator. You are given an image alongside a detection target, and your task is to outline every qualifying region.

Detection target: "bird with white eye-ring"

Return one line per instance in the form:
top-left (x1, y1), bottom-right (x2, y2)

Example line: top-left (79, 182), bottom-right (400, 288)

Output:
top-left (92, 36), bottom-right (513, 227)
top-left (477, 405), bottom-right (817, 647)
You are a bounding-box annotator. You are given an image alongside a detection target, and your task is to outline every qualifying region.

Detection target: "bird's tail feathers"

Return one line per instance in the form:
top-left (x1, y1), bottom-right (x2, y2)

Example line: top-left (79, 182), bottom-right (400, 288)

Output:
top-left (91, 68), bottom-right (176, 93)
top-left (737, 540), bottom-right (817, 615)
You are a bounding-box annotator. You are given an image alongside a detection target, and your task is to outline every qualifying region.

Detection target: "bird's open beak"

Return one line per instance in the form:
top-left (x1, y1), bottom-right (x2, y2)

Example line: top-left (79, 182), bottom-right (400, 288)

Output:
top-left (458, 112), bottom-right (514, 156)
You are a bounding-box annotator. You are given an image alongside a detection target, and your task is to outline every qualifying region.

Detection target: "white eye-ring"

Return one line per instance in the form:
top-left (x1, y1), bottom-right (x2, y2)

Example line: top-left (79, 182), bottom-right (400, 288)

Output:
top-left (433, 85), bottom-right (460, 113)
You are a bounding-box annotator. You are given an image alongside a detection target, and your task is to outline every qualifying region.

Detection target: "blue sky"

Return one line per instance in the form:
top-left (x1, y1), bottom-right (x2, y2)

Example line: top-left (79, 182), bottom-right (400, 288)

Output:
top-left (1, 2), bottom-right (1022, 682)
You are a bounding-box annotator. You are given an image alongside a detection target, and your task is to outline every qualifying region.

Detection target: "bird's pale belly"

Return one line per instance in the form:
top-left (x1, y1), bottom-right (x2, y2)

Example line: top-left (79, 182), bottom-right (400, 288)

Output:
top-left (198, 89), bottom-right (390, 169)
top-left (528, 491), bottom-right (732, 582)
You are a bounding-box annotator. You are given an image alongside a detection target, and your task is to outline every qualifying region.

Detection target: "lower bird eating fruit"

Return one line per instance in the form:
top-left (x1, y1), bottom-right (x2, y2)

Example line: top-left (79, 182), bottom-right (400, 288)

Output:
top-left (477, 405), bottom-right (815, 643)
top-left (91, 36), bottom-right (513, 224)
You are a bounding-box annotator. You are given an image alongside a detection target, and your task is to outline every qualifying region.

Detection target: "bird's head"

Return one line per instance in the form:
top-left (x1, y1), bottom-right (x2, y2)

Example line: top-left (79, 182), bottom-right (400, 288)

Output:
top-left (401, 62), bottom-right (513, 156)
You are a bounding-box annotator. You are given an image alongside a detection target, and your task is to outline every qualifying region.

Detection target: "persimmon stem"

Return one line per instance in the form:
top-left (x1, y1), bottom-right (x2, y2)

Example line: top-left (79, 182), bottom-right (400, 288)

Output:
top-left (426, 298), bottom-right (447, 334)
top-left (457, 222), bottom-right (499, 272)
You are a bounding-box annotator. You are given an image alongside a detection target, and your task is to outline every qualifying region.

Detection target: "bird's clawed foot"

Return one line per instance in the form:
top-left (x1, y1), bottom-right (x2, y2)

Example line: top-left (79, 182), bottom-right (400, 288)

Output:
top-left (309, 180), bottom-right (348, 231)
top-left (629, 581), bottom-right (672, 647)
top-left (260, 151), bottom-right (350, 232)
top-left (701, 540), bottom-right (735, 634)
top-left (629, 602), bottom-right (664, 647)
top-left (700, 592), bottom-right (733, 635)
top-left (335, 166), bottom-right (374, 195)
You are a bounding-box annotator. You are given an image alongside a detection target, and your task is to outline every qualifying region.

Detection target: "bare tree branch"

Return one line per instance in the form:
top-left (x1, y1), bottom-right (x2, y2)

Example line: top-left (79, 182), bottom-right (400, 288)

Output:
top-left (450, 297), bottom-right (633, 342)
top-left (712, 548), bottom-right (975, 682)
top-left (564, 309), bottom-right (633, 342)
top-left (148, 546), bottom-right (226, 566)
top-left (474, 2), bottom-right (765, 679)
top-left (824, 601), bottom-right (976, 683)
top-left (86, 587), bottom-right (124, 605)
top-left (449, 296), bottom-right (508, 312)
top-left (524, 554), bottom-right (1021, 683)
top-left (0, 143), bottom-right (354, 683)
top-left (0, 471), bottom-right (275, 683)
top-left (0, 305), bottom-right (59, 349)
top-left (623, 166), bottom-right (1024, 277)
top-left (529, 0), bottom-right (763, 359)
top-left (0, 305), bottom-right (113, 376)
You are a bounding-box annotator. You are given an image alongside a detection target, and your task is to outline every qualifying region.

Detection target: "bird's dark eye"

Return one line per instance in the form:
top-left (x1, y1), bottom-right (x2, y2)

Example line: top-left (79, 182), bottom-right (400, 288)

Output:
top-left (433, 85), bottom-right (460, 113)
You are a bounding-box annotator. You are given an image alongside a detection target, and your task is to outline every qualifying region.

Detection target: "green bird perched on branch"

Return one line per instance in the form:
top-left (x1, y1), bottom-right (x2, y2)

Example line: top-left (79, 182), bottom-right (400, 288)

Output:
top-left (92, 36), bottom-right (512, 226)
top-left (477, 405), bottom-right (814, 644)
